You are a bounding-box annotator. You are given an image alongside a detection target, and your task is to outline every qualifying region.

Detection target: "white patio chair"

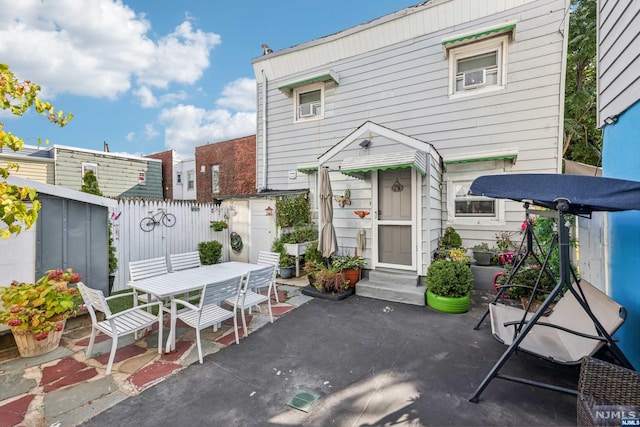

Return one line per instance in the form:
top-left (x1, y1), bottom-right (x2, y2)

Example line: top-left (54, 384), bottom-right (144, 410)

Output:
top-left (77, 282), bottom-right (163, 375)
top-left (169, 251), bottom-right (202, 271)
top-left (257, 250), bottom-right (280, 302)
top-left (226, 266), bottom-right (275, 337)
top-left (128, 256), bottom-right (169, 308)
top-left (171, 275), bottom-right (244, 364)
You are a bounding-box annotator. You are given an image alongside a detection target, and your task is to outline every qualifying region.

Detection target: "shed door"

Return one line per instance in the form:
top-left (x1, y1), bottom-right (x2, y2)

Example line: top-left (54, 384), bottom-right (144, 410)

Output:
top-left (374, 169), bottom-right (415, 270)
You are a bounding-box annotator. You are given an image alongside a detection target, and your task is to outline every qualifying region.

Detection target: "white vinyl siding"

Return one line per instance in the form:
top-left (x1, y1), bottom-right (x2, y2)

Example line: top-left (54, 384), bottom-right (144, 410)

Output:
top-left (597, 1), bottom-right (640, 126)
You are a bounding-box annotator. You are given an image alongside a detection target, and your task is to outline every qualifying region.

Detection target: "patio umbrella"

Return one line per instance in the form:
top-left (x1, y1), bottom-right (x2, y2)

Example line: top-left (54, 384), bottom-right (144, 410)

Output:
top-left (317, 167), bottom-right (337, 258)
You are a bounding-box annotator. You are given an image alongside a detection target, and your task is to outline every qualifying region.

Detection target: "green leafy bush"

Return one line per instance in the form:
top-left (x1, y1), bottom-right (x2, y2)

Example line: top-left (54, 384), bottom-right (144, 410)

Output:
top-left (439, 226), bottom-right (462, 249)
top-left (276, 194), bottom-right (310, 228)
top-left (425, 260), bottom-right (473, 298)
top-left (331, 255), bottom-right (366, 272)
top-left (198, 240), bottom-right (222, 265)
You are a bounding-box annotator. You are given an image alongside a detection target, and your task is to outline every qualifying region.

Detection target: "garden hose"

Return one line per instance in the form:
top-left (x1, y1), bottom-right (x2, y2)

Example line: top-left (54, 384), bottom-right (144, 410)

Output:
top-left (230, 231), bottom-right (243, 253)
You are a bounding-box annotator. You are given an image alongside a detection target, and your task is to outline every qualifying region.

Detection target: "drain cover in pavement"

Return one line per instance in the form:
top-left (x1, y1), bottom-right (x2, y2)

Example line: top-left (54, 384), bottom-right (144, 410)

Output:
top-left (287, 389), bottom-right (319, 413)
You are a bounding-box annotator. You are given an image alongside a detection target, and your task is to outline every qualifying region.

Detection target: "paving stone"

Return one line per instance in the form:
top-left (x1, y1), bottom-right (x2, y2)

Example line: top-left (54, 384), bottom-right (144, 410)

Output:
top-left (75, 334), bottom-right (110, 347)
top-left (94, 343), bottom-right (147, 367)
top-left (161, 341), bottom-right (193, 363)
top-left (181, 340), bottom-right (220, 366)
top-left (87, 333), bottom-right (136, 357)
top-left (216, 328), bottom-right (245, 346)
top-left (271, 305), bottom-right (295, 317)
top-left (285, 295), bottom-right (314, 307)
top-left (127, 361), bottom-right (182, 391)
top-left (0, 346), bottom-right (73, 374)
top-left (0, 370), bottom-right (37, 401)
top-left (0, 394), bottom-right (34, 427)
top-left (45, 375), bottom-right (118, 419)
top-left (41, 357), bottom-right (87, 386)
top-left (45, 389), bottom-right (128, 427)
top-left (248, 315), bottom-right (271, 331)
top-left (43, 366), bottom-right (98, 393)
top-left (117, 349), bottom-right (159, 374)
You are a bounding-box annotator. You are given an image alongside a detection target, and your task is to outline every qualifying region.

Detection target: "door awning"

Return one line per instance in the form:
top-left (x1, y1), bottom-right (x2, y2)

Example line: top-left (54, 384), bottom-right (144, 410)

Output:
top-left (339, 151), bottom-right (427, 177)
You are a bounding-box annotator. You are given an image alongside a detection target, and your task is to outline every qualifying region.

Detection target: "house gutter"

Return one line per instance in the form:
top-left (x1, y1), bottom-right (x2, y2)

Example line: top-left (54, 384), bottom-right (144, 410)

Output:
top-left (261, 69), bottom-right (268, 190)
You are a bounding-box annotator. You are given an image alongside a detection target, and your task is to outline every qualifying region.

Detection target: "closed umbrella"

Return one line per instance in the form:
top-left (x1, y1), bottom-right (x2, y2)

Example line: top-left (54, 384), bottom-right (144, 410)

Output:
top-left (317, 167), bottom-right (337, 258)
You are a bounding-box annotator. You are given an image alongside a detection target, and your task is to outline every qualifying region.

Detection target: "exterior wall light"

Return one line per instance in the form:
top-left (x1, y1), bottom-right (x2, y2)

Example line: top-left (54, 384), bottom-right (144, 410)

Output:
top-left (265, 206), bottom-right (274, 216)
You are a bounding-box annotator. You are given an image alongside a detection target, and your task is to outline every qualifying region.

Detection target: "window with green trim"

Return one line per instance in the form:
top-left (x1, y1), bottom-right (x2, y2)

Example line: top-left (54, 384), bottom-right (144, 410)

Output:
top-left (448, 35), bottom-right (508, 96)
top-left (294, 83), bottom-right (324, 122)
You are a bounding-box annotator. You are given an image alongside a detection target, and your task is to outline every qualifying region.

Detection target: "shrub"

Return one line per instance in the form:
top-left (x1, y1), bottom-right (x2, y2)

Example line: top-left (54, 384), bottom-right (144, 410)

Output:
top-left (439, 226), bottom-right (462, 249)
top-left (198, 241), bottom-right (222, 265)
top-left (425, 260), bottom-right (473, 298)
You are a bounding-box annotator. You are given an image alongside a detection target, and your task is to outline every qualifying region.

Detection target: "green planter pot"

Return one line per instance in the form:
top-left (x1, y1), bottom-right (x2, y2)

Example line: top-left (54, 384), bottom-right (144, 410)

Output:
top-left (426, 290), bottom-right (471, 313)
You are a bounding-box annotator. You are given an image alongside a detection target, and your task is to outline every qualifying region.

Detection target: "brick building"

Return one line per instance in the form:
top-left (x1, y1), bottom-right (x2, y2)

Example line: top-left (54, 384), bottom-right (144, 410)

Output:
top-left (195, 135), bottom-right (256, 202)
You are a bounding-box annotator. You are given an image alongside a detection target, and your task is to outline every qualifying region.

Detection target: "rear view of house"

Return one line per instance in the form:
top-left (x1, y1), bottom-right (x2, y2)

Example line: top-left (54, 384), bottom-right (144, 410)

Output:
top-left (252, 0), bottom-right (569, 304)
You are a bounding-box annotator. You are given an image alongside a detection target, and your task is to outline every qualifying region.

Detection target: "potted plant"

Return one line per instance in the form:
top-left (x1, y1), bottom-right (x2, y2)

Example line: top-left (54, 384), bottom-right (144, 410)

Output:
top-left (425, 260), bottom-right (474, 313)
top-left (278, 253), bottom-right (295, 279)
top-left (314, 268), bottom-right (348, 293)
top-left (472, 242), bottom-right (495, 266)
top-left (0, 268), bottom-right (82, 357)
top-left (331, 254), bottom-right (366, 287)
top-left (210, 220), bottom-right (228, 232)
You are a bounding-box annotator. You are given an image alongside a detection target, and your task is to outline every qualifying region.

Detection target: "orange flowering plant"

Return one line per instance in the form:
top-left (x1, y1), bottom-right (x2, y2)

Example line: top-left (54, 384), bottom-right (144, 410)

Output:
top-left (0, 268), bottom-right (82, 340)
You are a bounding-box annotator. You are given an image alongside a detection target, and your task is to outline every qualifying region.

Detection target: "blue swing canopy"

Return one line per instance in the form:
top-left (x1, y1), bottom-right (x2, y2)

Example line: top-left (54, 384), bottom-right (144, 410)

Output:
top-left (469, 173), bottom-right (640, 214)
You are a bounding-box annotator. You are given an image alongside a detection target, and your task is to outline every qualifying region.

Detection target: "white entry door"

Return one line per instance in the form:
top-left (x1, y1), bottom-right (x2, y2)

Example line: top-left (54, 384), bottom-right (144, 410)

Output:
top-left (373, 168), bottom-right (416, 270)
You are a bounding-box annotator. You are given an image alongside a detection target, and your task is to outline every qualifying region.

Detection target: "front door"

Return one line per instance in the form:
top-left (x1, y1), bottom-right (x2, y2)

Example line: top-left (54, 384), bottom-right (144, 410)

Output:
top-left (374, 168), bottom-right (415, 270)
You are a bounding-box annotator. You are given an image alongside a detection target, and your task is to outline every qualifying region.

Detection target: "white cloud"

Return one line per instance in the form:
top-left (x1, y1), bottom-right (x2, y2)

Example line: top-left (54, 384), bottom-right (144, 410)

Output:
top-left (144, 123), bottom-right (159, 139)
top-left (134, 86), bottom-right (188, 108)
top-left (0, 0), bottom-right (220, 99)
top-left (159, 104), bottom-right (256, 158)
top-left (126, 132), bottom-right (135, 142)
top-left (216, 78), bottom-right (257, 112)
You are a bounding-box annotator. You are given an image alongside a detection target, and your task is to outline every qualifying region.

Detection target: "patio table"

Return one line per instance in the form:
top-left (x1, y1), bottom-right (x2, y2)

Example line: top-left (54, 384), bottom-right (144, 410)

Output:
top-left (127, 261), bottom-right (269, 353)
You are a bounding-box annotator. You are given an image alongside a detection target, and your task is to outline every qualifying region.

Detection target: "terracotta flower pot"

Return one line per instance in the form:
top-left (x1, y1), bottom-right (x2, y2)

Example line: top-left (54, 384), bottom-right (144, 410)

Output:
top-left (342, 269), bottom-right (361, 287)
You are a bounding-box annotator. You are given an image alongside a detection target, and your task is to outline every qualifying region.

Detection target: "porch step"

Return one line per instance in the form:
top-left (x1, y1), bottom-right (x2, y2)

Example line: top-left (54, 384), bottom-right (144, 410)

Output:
top-left (356, 269), bottom-right (425, 306)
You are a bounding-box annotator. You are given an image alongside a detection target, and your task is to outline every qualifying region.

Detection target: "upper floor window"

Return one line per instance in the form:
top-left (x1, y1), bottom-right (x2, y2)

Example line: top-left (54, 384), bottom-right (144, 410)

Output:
top-left (138, 171), bottom-right (146, 186)
top-left (211, 164), bottom-right (220, 194)
top-left (294, 83), bottom-right (324, 122)
top-left (176, 172), bottom-right (182, 184)
top-left (448, 35), bottom-right (509, 97)
top-left (187, 171), bottom-right (195, 190)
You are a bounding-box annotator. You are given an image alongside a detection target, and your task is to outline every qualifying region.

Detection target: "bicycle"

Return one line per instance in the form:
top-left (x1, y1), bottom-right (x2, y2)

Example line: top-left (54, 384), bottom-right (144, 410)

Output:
top-left (139, 208), bottom-right (177, 232)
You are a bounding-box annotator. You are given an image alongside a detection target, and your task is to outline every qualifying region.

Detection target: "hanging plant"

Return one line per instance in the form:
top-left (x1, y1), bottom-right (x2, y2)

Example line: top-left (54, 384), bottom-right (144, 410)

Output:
top-left (210, 220), bottom-right (228, 231)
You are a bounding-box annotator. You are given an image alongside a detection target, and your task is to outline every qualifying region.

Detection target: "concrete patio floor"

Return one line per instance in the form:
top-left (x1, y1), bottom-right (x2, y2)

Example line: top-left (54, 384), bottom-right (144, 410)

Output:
top-left (79, 291), bottom-right (579, 426)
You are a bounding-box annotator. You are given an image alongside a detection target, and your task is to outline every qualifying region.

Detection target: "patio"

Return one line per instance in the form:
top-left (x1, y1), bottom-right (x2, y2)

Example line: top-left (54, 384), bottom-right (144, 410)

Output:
top-left (0, 280), bottom-right (580, 426)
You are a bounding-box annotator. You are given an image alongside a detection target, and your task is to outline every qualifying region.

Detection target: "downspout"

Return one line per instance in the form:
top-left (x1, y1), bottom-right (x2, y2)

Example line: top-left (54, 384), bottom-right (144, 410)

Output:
top-left (261, 69), bottom-right (268, 190)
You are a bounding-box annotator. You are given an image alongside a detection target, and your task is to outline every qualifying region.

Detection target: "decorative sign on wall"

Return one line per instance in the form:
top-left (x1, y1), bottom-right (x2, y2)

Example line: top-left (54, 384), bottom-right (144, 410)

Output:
top-left (334, 188), bottom-right (351, 207)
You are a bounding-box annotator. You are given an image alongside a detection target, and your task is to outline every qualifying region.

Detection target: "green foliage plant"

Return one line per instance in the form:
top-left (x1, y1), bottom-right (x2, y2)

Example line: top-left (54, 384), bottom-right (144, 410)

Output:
top-left (81, 170), bottom-right (102, 196)
top-left (0, 269), bottom-right (82, 340)
top-left (314, 268), bottom-right (348, 293)
top-left (304, 241), bottom-right (325, 266)
top-left (108, 226), bottom-right (118, 275)
top-left (439, 226), bottom-right (462, 249)
top-left (331, 255), bottom-right (366, 272)
top-left (210, 220), bottom-right (228, 231)
top-left (0, 64), bottom-right (73, 239)
top-left (275, 194), bottom-right (310, 228)
top-left (425, 260), bottom-right (473, 298)
top-left (198, 241), bottom-right (223, 265)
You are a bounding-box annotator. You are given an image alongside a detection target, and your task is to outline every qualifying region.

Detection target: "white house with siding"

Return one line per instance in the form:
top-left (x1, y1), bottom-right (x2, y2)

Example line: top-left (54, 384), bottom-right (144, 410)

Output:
top-left (252, 0), bottom-right (569, 305)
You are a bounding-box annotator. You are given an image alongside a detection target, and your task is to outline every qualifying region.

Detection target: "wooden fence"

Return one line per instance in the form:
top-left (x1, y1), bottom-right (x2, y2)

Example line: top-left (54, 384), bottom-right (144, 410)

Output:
top-left (109, 199), bottom-right (229, 292)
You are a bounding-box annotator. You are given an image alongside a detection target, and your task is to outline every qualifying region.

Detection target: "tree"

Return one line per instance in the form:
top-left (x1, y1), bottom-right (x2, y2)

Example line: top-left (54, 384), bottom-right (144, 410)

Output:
top-left (563, 0), bottom-right (601, 166)
top-left (0, 64), bottom-right (73, 239)
top-left (81, 170), bottom-right (103, 196)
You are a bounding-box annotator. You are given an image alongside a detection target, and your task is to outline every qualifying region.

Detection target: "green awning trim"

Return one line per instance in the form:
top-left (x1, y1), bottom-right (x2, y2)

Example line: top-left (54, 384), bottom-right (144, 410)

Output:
top-left (444, 153), bottom-right (518, 165)
top-left (297, 166), bottom-right (318, 173)
top-left (341, 163), bottom-right (424, 175)
top-left (442, 23), bottom-right (516, 46)
top-left (340, 151), bottom-right (428, 177)
top-left (278, 70), bottom-right (339, 93)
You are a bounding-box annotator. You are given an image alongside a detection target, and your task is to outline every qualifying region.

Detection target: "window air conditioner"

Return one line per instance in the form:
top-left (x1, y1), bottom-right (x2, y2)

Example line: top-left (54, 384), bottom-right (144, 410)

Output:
top-left (463, 69), bottom-right (486, 89)
top-left (298, 104), bottom-right (314, 117)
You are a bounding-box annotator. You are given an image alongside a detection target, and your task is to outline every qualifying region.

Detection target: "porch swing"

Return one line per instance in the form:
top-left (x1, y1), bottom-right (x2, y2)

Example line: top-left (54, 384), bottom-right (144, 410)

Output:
top-left (467, 173), bottom-right (640, 403)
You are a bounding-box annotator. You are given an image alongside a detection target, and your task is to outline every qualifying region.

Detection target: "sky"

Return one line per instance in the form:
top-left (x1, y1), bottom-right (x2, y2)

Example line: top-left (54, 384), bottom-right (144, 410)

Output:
top-left (1, 0), bottom-right (421, 160)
